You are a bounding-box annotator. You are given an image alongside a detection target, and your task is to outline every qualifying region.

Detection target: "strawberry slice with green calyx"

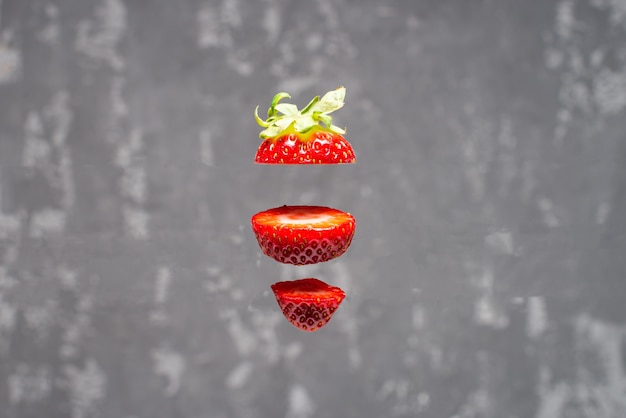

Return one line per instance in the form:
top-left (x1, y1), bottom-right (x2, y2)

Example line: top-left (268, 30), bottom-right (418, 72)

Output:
top-left (254, 87), bottom-right (356, 164)
top-left (251, 205), bottom-right (356, 265)
top-left (271, 278), bottom-right (346, 332)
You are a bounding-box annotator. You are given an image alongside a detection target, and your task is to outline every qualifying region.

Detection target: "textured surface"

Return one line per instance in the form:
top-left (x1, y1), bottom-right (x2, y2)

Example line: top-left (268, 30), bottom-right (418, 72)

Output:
top-left (1, 0), bottom-right (626, 417)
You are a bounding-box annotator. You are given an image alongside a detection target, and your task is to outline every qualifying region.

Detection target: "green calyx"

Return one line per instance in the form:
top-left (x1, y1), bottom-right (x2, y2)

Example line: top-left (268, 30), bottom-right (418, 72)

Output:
top-left (255, 86), bottom-right (347, 139)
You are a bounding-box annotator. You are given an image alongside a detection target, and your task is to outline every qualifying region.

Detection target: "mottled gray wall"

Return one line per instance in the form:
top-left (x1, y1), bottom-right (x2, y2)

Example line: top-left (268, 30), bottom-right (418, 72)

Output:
top-left (1, 0), bottom-right (626, 417)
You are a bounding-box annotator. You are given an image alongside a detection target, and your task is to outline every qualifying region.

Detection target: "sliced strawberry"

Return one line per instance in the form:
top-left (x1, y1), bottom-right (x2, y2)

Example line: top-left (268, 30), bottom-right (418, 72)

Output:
top-left (251, 205), bottom-right (356, 265)
top-left (254, 87), bottom-right (356, 164)
top-left (271, 278), bottom-right (346, 332)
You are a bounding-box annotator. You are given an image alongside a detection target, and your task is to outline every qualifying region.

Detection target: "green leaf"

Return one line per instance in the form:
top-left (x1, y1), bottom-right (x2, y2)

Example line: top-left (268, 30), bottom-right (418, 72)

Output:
top-left (269, 92), bottom-right (291, 117)
top-left (260, 125), bottom-right (283, 139)
top-left (255, 87), bottom-right (348, 139)
top-left (274, 103), bottom-right (299, 116)
top-left (310, 86), bottom-right (345, 114)
top-left (314, 112), bottom-right (332, 128)
top-left (294, 115), bottom-right (316, 132)
top-left (300, 96), bottom-right (320, 114)
top-left (254, 106), bottom-right (270, 127)
top-left (330, 124), bottom-right (346, 134)
top-left (274, 116), bottom-right (297, 130)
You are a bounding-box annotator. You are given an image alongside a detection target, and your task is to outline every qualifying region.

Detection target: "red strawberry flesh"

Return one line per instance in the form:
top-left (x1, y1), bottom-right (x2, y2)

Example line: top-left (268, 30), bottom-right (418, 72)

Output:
top-left (271, 278), bottom-right (346, 332)
top-left (251, 205), bottom-right (356, 265)
top-left (255, 129), bottom-right (356, 165)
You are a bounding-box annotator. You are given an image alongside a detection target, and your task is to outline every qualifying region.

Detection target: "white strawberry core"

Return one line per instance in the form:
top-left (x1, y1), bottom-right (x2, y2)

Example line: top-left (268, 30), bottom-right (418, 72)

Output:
top-left (277, 213), bottom-right (333, 225)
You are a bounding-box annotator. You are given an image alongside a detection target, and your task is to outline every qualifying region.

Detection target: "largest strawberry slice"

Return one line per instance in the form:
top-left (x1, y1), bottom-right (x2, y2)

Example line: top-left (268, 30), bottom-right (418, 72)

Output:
top-left (251, 205), bottom-right (355, 265)
top-left (271, 278), bottom-right (346, 332)
top-left (254, 87), bottom-right (356, 164)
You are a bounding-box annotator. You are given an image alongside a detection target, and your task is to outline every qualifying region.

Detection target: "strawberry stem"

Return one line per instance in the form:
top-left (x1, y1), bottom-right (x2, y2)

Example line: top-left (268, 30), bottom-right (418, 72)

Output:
top-left (255, 87), bottom-right (347, 139)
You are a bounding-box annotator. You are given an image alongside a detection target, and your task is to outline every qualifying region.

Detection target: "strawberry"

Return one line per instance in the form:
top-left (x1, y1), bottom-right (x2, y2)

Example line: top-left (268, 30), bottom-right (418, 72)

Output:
top-left (251, 205), bottom-right (356, 265)
top-left (254, 87), bottom-right (356, 164)
top-left (271, 278), bottom-right (346, 332)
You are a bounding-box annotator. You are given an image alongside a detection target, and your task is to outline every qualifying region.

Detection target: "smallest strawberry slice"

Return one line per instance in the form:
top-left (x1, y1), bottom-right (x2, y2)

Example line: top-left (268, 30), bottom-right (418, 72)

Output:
top-left (271, 278), bottom-right (346, 332)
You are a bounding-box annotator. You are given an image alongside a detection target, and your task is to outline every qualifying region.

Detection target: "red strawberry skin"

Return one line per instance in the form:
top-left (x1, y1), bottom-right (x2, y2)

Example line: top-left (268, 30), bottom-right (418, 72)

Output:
top-left (251, 205), bottom-right (356, 265)
top-left (271, 278), bottom-right (346, 332)
top-left (255, 131), bottom-right (356, 164)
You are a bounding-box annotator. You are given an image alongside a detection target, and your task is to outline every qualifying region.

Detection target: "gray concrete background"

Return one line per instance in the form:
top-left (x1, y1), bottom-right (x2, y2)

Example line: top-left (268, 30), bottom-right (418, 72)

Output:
top-left (1, 0), bottom-right (626, 417)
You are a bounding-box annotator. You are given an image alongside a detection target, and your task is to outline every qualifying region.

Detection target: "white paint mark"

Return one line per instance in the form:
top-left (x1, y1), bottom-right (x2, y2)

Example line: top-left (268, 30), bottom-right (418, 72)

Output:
top-left (60, 294), bottom-right (93, 360)
top-left (206, 277), bottom-right (232, 296)
top-left (591, 0), bottom-right (626, 26)
top-left (115, 127), bottom-right (149, 239)
top-left (485, 229), bottom-right (514, 255)
top-left (376, 5), bottom-right (396, 18)
top-left (24, 302), bottom-right (56, 340)
top-left (226, 361), bottom-right (253, 390)
top-left (538, 197), bottom-right (560, 228)
top-left (0, 212), bottom-right (21, 239)
top-left (58, 148), bottom-right (75, 209)
top-left (248, 308), bottom-right (282, 364)
top-left (544, 47), bottom-right (564, 70)
top-left (0, 31), bottom-right (21, 84)
top-left (22, 113), bottom-right (49, 168)
top-left (197, 3), bottom-right (231, 49)
top-left (116, 129), bottom-right (145, 203)
top-left (536, 314), bottom-right (626, 417)
top-left (111, 76), bottom-right (129, 118)
top-left (521, 161), bottom-right (536, 202)
top-left (122, 206), bottom-right (149, 239)
top-left (152, 347), bottom-right (186, 397)
top-left (593, 68), bottom-right (626, 116)
top-left (29, 209), bottom-right (66, 238)
top-left (120, 165), bottom-right (146, 204)
top-left (282, 342), bottom-right (303, 360)
top-left (226, 49), bottom-right (253, 76)
top-left (199, 130), bottom-right (215, 166)
top-left (8, 364), bottom-right (52, 404)
top-left (359, 185), bottom-right (373, 198)
top-left (0, 295), bottom-right (17, 353)
top-left (574, 314), bottom-right (626, 415)
top-left (473, 267), bottom-right (509, 329)
top-left (154, 267), bottom-right (171, 304)
top-left (0, 267), bottom-right (18, 289)
top-left (375, 380), bottom-right (396, 401)
top-left (58, 266), bottom-right (78, 289)
top-left (46, 91), bottom-right (74, 147)
top-left (596, 201), bottom-right (610, 224)
top-left (75, 0), bottom-right (127, 70)
top-left (332, 262), bottom-right (361, 368)
top-left (287, 384), bottom-right (315, 418)
top-left (224, 311), bottom-right (257, 356)
top-left (47, 91), bottom-right (75, 208)
top-left (297, 191), bottom-right (318, 205)
top-left (278, 75), bottom-right (318, 97)
top-left (417, 392), bottom-right (430, 408)
top-left (474, 295), bottom-right (509, 329)
top-left (458, 118), bottom-right (494, 201)
top-left (64, 360), bottom-right (106, 418)
top-left (411, 304), bottom-right (424, 330)
top-left (221, 0), bottom-right (241, 28)
top-left (556, 1), bottom-right (575, 40)
top-left (38, 4), bottom-right (60, 45)
top-left (262, 0), bottom-right (281, 44)
top-left (536, 382), bottom-right (571, 418)
top-left (559, 77), bottom-right (592, 113)
top-left (527, 296), bottom-right (548, 339)
top-left (590, 48), bottom-right (605, 68)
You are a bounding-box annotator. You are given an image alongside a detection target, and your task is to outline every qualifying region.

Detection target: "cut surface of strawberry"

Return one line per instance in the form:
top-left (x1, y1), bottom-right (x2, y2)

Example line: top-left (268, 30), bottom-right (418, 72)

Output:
top-left (254, 87), bottom-right (356, 164)
top-left (271, 278), bottom-right (346, 332)
top-left (251, 205), bottom-right (356, 265)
